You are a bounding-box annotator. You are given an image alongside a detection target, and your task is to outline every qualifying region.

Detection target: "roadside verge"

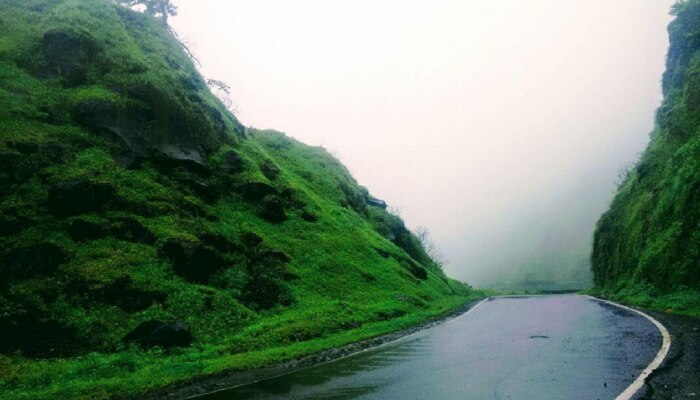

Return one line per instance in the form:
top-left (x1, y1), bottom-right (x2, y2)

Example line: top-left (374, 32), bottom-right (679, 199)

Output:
top-left (140, 297), bottom-right (487, 400)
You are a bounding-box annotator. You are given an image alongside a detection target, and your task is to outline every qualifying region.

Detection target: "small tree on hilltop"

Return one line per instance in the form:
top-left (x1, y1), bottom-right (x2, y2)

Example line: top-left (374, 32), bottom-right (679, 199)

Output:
top-left (115, 0), bottom-right (199, 63)
top-left (117, 0), bottom-right (177, 26)
top-left (207, 79), bottom-right (238, 115)
top-left (415, 226), bottom-right (447, 269)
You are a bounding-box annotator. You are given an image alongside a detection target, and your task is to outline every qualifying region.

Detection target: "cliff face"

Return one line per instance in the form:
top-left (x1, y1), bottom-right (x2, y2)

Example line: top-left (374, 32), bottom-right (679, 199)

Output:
top-left (0, 1), bottom-right (475, 398)
top-left (591, 0), bottom-right (700, 312)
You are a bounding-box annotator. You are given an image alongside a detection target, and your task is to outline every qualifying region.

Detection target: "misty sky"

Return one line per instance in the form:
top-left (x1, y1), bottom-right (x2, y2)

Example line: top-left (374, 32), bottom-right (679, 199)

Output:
top-left (171, 0), bottom-right (675, 286)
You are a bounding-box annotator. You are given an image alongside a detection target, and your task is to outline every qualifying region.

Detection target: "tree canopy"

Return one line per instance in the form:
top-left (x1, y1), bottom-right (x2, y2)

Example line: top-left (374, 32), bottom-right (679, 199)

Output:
top-left (117, 0), bottom-right (177, 25)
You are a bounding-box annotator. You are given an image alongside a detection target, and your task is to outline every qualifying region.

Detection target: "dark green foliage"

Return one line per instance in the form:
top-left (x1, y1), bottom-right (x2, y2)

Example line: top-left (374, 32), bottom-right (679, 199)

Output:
top-left (591, 0), bottom-right (700, 315)
top-left (0, 1), bottom-right (477, 398)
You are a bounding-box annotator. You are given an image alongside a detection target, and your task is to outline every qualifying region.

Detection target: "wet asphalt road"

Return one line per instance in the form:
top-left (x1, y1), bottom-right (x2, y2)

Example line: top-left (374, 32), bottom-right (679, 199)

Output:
top-left (196, 295), bottom-right (661, 400)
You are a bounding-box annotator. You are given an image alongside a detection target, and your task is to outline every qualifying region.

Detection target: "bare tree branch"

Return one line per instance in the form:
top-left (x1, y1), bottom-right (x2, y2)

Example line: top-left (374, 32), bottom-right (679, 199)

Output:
top-left (415, 226), bottom-right (447, 268)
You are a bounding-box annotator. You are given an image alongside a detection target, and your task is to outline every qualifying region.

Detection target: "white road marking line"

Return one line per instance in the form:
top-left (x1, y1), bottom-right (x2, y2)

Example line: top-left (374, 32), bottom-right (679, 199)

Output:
top-left (584, 295), bottom-right (672, 400)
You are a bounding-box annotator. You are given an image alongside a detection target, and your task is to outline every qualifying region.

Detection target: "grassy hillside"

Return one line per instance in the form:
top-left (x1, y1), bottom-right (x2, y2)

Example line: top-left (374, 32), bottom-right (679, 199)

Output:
top-left (0, 1), bottom-right (479, 399)
top-left (590, 0), bottom-right (700, 317)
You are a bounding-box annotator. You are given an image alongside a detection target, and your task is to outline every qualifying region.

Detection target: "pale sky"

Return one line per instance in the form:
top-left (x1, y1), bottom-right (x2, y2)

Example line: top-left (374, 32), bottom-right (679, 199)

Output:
top-left (171, 0), bottom-right (675, 286)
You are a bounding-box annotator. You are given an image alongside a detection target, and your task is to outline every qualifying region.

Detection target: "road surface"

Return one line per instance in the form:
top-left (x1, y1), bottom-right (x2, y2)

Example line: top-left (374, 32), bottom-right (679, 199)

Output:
top-left (195, 295), bottom-right (662, 400)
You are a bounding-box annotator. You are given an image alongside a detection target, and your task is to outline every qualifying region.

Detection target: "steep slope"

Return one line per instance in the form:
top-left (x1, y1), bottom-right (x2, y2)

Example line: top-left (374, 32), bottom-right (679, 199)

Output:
top-left (591, 0), bottom-right (700, 316)
top-left (0, 1), bottom-right (477, 399)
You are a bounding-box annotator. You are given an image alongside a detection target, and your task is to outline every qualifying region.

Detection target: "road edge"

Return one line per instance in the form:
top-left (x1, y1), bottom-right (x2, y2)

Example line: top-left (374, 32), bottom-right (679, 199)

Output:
top-left (136, 297), bottom-right (487, 400)
top-left (584, 295), bottom-right (672, 400)
top-left (179, 298), bottom-right (488, 400)
top-left (182, 298), bottom-right (489, 399)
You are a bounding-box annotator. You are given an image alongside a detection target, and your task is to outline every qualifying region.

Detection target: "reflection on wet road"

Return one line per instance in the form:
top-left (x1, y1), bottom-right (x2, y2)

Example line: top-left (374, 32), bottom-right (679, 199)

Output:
top-left (197, 295), bottom-right (661, 400)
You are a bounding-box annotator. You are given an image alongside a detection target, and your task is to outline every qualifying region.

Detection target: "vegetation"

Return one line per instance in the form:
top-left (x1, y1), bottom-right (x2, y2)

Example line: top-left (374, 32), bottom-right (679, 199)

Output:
top-left (489, 256), bottom-right (592, 293)
top-left (0, 1), bottom-right (480, 399)
top-left (590, 0), bottom-right (700, 317)
top-left (116, 0), bottom-right (176, 26)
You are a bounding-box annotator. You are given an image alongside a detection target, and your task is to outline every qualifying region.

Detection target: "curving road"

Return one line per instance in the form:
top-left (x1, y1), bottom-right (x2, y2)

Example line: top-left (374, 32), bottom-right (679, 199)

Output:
top-left (196, 295), bottom-right (662, 400)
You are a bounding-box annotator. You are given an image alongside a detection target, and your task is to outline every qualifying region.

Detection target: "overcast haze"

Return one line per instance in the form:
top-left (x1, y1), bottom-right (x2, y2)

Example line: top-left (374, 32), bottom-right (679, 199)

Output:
top-left (171, 0), bottom-right (675, 286)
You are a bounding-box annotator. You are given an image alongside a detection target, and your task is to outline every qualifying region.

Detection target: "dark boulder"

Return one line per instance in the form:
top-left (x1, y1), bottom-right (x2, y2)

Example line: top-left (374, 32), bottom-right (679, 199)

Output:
top-left (259, 195), bottom-right (287, 223)
top-left (39, 29), bottom-right (98, 87)
top-left (0, 311), bottom-right (86, 358)
top-left (301, 210), bottom-right (319, 222)
top-left (282, 269), bottom-right (301, 281)
top-left (221, 150), bottom-right (243, 173)
top-left (0, 215), bottom-right (28, 237)
top-left (75, 98), bottom-right (213, 176)
top-left (93, 276), bottom-right (165, 312)
top-left (161, 238), bottom-right (198, 263)
top-left (239, 246), bottom-right (293, 310)
top-left (111, 218), bottom-right (156, 245)
top-left (48, 180), bottom-right (116, 217)
top-left (7, 141), bottom-right (65, 162)
top-left (366, 195), bottom-right (387, 209)
top-left (263, 249), bottom-right (291, 263)
top-left (241, 182), bottom-right (276, 201)
top-left (241, 265), bottom-right (293, 311)
top-left (180, 178), bottom-right (218, 203)
top-left (176, 198), bottom-right (208, 219)
top-left (200, 233), bottom-right (241, 254)
top-left (41, 143), bottom-right (65, 162)
top-left (68, 218), bottom-right (108, 242)
top-left (123, 320), bottom-right (192, 348)
top-left (5, 161), bottom-right (36, 182)
top-left (1, 243), bottom-right (67, 281)
top-left (7, 142), bottom-right (39, 154)
top-left (400, 260), bottom-right (428, 281)
top-left (75, 100), bottom-right (151, 160)
top-left (261, 161), bottom-right (280, 180)
top-left (153, 145), bottom-right (210, 176)
top-left (161, 238), bottom-right (228, 283)
top-left (241, 232), bottom-right (264, 248)
top-left (0, 144), bottom-right (64, 182)
top-left (373, 247), bottom-right (391, 258)
top-left (0, 151), bottom-right (19, 169)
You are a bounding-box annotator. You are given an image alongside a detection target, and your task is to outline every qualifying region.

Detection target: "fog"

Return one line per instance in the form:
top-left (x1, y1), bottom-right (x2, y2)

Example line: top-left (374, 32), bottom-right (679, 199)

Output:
top-left (171, 0), bottom-right (675, 287)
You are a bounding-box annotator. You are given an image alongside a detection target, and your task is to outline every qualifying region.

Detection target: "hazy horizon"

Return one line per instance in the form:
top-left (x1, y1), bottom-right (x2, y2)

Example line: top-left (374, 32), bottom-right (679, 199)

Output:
top-left (171, 0), bottom-right (675, 286)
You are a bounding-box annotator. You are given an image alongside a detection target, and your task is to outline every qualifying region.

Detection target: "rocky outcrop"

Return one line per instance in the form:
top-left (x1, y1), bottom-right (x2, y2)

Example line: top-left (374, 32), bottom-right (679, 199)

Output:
top-left (0, 311), bottom-right (86, 358)
top-left (260, 195), bottom-right (287, 223)
top-left (48, 180), bottom-right (117, 217)
top-left (160, 238), bottom-right (229, 283)
top-left (39, 29), bottom-right (98, 87)
top-left (111, 218), bottom-right (157, 245)
top-left (36, 26), bottom-right (246, 174)
top-left (366, 195), bottom-right (387, 209)
top-left (261, 161), bottom-right (280, 180)
top-left (241, 182), bottom-right (277, 201)
top-left (221, 150), bottom-right (244, 173)
top-left (68, 218), bottom-right (108, 242)
top-left (123, 320), bottom-right (193, 348)
top-left (301, 210), bottom-right (319, 222)
top-left (1, 243), bottom-right (68, 281)
top-left (91, 276), bottom-right (165, 312)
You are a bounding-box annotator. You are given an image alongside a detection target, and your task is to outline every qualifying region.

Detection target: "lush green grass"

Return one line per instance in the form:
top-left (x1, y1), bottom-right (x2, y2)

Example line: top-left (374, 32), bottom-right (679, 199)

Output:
top-left (584, 283), bottom-right (700, 318)
top-left (590, 0), bottom-right (700, 313)
top-left (0, 1), bottom-right (479, 399)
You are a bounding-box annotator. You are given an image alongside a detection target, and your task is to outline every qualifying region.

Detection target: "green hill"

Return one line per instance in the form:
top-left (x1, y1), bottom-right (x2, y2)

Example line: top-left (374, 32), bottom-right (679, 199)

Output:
top-left (590, 0), bottom-right (700, 316)
top-left (0, 1), bottom-right (478, 398)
